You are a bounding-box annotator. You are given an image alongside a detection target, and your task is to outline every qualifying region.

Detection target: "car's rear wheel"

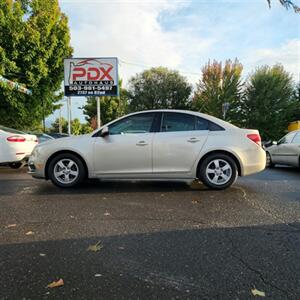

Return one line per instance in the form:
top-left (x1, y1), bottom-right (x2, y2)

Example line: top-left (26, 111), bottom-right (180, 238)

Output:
top-left (48, 153), bottom-right (86, 188)
top-left (199, 154), bottom-right (238, 190)
top-left (266, 152), bottom-right (274, 168)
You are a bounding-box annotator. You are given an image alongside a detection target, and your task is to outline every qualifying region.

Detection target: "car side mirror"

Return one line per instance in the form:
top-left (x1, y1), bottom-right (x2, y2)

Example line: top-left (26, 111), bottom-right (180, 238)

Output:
top-left (100, 126), bottom-right (109, 138)
top-left (272, 141), bottom-right (277, 145)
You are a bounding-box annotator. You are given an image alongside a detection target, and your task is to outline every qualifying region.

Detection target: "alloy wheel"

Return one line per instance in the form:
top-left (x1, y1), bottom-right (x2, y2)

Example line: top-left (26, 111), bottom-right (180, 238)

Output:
top-left (53, 159), bottom-right (79, 184)
top-left (205, 159), bottom-right (232, 185)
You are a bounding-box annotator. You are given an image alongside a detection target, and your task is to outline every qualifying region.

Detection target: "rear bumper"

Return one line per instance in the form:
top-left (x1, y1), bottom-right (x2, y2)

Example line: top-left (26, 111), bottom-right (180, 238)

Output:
top-left (1, 155), bottom-right (30, 165)
top-left (241, 147), bottom-right (266, 176)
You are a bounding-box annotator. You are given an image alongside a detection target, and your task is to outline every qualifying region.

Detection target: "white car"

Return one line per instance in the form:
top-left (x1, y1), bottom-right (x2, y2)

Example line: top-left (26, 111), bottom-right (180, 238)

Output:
top-left (266, 130), bottom-right (300, 168)
top-left (0, 126), bottom-right (38, 168)
top-left (28, 110), bottom-right (266, 190)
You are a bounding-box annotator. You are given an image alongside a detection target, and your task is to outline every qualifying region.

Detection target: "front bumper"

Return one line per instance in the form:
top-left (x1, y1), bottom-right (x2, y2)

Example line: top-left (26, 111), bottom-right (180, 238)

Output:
top-left (28, 158), bottom-right (46, 179)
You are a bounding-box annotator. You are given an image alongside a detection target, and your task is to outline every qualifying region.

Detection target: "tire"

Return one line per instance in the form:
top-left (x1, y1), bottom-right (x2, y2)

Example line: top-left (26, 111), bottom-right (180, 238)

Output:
top-left (9, 162), bottom-right (23, 169)
top-left (266, 152), bottom-right (275, 168)
top-left (48, 153), bottom-right (86, 188)
top-left (198, 154), bottom-right (238, 190)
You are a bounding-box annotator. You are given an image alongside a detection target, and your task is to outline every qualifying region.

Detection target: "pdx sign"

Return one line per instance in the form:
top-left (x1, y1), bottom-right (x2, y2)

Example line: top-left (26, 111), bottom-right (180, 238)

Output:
top-left (64, 57), bottom-right (118, 97)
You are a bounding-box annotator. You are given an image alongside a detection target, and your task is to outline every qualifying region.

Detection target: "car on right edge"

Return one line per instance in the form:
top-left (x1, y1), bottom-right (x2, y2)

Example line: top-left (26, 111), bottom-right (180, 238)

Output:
top-left (266, 130), bottom-right (300, 168)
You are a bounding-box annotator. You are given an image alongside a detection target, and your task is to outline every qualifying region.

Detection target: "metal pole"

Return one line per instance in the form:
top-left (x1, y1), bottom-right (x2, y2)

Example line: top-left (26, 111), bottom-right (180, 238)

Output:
top-left (97, 97), bottom-right (101, 129)
top-left (59, 106), bottom-right (62, 134)
top-left (42, 98), bottom-right (46, 132)
top-left (67, 97), bottom-right (71, 135)
top-left (70, 97), bottom-right (72, 125)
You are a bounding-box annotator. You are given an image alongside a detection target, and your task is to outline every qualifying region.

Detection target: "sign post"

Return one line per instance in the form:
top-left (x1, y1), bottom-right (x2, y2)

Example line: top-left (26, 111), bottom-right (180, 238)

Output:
top-left (222, 102), bottom-right (230, 120)
top-left (59, 107), bottom-right (62, 134)
top-left (97, 97), bottom-right (101, 129)
top-left (67, 97), bottom-right (71, 135)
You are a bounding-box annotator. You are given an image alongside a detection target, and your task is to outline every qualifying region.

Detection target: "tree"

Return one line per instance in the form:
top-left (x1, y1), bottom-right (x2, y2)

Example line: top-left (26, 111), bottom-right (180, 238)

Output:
top-left (267, 0), bottom-right (300, 13)
top-left (71, 118), bottom-right (82, 135)
top-left (291, 82), bottom-right (300, 120)
top-left (193, 59), bottom-right (243, 123)
top-left (242, 65), bottom-right (298, 141)
top-left (127, 67), bottom-right (192, 111)
top-left (80, 123), bottom-right (93, 134)
top-left (82, 80), bottom-right (128, 126)
top-left (49, 117), bottom-right (93, 135)
top-left (49, 117), bottom-right (68, 133)
top-left (0, 0), bottom-right (72, 130)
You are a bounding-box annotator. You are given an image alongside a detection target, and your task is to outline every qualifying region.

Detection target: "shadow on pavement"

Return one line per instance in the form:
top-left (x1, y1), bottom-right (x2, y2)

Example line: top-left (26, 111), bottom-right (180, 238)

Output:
top-left (1, 222), bottom-right (299, 299)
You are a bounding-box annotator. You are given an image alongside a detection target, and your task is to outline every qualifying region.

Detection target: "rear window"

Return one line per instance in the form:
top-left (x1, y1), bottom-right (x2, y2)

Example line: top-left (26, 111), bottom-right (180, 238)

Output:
top-left (195, 117), bottom-right (224, 131)
top-left (0, 125), bottom-right (26, 134)
top-left (208, 122), bottom-right (225, 131)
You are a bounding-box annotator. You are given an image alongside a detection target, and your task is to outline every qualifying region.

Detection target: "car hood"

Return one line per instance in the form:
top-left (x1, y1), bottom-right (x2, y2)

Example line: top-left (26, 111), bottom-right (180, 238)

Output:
top-left (37, 134), bottom-right (91, 149)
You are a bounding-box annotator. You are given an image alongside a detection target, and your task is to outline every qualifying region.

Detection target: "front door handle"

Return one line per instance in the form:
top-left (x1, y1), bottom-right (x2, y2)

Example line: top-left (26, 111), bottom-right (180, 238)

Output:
top-left (136, 141), bottom-right (148, 146)
top-left (187, 137), bottom-right (200, 143)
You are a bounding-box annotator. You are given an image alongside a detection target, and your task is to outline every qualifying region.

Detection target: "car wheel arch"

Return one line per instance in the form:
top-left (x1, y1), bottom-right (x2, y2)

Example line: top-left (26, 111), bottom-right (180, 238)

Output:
top-left (196, 150), bottom-right (242, 178)
top-left (45, 150), bottom-right (89, 180)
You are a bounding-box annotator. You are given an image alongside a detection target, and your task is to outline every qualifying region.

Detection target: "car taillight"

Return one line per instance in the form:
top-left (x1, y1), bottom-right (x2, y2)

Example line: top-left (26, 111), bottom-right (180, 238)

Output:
top-left (247, 133), bottom-right (261, 146)
top-left (7, 136), bottom-right (26, 142)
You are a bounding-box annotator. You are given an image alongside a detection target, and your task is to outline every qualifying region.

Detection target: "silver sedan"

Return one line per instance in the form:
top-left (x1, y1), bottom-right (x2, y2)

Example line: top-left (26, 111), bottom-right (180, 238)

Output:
top-left (266, 130), bottom-right (300, 168)
top-left (28, 110), bottom-right (266, 190)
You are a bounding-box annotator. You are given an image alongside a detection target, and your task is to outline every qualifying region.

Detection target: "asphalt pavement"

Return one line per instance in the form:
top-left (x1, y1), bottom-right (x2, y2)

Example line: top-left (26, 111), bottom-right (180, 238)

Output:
top-left (0, 166), bottom-right (299, 299)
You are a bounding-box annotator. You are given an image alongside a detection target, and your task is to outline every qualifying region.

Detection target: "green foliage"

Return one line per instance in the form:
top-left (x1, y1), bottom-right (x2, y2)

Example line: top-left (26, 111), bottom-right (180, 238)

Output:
top-left (82, 80), bottom-right (128, 126)
top-left (0, 0), bottom-right (72, 129)
top-left (80, 123), bottom-right (94, 134)
top-left (50, 117), bottom-right (93, 135)
top-left (193, 59), bottom-right (243, 123)
top-left (292, 82), bottom-right (300, 120)
top-left (128, 67), bottom-right (192, 111)
top-left (71, 118), bottom-right (82, 135)
top-left (267, 0), bottom-right (300, 13)
top-left (49, 117), bottom-right (67, 133)
top-left (242, 65), bottom-right (298, 140)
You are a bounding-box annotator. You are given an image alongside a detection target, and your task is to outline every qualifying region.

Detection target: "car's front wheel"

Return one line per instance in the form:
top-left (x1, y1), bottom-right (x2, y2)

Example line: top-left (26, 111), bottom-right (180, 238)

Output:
top-left (48, 153), bottom-right (86, 188)
top-left (199, 154), bottom-right (238, 190)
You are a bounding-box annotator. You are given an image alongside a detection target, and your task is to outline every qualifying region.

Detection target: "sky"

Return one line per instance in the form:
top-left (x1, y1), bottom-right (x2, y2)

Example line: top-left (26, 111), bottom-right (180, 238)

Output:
top-left (47, 0), bottom-right (300, 126)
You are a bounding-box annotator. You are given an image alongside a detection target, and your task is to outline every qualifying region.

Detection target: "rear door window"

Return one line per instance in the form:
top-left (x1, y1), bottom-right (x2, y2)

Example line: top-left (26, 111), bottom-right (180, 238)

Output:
top-left (161, 113), bottom-right (195, 132)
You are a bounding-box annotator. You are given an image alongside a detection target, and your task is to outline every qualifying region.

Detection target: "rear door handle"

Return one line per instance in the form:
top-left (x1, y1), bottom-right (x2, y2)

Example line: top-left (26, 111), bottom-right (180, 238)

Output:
top-left (187, 137), bottom-right (200, 143)
top-left (136, 141), bottom-right (148, 146)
